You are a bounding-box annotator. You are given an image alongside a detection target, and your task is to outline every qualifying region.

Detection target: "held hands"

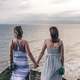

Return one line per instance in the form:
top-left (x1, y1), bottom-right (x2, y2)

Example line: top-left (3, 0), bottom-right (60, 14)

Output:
top-left (34, 61), bottom-right (39, 68)
top-left (34, 63), bottom-right (39, 68)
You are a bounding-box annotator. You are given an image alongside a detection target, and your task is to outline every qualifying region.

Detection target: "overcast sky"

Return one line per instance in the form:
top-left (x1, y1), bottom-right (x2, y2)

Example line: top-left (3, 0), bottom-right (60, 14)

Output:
top-left (0, 0), bottom-right (80, 23)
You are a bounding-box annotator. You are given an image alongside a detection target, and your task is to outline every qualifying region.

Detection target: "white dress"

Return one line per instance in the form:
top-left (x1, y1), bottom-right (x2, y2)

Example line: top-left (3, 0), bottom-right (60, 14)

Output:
top-left (41, 48), bottom-right (62, 80)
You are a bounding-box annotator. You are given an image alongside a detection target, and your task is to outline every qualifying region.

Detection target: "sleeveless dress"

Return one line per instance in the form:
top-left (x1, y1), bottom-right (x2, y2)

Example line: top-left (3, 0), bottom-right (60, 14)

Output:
top-left (10, 42), bottom-right (30, 80)
top-left (41, 48), bottom-right (62, 80)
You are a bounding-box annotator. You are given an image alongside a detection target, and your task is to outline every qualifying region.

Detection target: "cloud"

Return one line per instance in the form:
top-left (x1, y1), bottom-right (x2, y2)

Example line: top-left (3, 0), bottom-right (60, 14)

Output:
top-left (0, 0), bottom-right (80, 23)
top-left (50, 0), bottom-right (69, 4)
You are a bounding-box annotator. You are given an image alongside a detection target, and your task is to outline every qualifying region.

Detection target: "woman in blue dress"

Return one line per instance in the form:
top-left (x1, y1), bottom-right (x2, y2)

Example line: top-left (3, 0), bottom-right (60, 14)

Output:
top-left (10, 26), bottom-right (38, 80)
top-left (37, 26), bottom-right (64, 80)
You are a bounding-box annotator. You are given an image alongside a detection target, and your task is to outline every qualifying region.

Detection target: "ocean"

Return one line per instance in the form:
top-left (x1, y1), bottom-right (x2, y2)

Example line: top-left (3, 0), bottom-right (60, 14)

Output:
top-left (0, 24), bottom-right (80, 80)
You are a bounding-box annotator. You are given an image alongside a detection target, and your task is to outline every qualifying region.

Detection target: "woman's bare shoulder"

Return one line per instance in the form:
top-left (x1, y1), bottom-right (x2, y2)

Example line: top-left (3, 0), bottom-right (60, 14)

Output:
top-left (44, 39), bottom-right (51, 44)
top-left (59, 39), bottom-right (64, 46)
top-left (22, 39), bottom-right (29, 45)
top-left (11, 38), bottom-right (16, 44)
top-left (60, 39), bottom-right (63, 43)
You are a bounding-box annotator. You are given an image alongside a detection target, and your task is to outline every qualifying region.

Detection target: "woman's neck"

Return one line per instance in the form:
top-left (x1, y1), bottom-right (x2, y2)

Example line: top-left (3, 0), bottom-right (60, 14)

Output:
top-left (15, 38), bottom-right (22, 41)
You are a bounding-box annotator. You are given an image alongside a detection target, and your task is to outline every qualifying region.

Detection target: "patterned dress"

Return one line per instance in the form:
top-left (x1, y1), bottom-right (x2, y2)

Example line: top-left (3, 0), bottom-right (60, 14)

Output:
top-left (10, 42), bottom-right (30, 80)
top-left (41, 48), bottom-right (62, 80)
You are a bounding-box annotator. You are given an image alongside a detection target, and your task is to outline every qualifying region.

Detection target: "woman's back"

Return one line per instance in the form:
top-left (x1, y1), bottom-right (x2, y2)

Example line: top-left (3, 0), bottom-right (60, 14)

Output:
top-left (45, 39), bottom-right (61, 54)
top-left (12, 39), bottom-right (28, 64)
top-left (12, 39), bottom-right (26, 52)
top-left (45, 39), bottom-right (60, 48)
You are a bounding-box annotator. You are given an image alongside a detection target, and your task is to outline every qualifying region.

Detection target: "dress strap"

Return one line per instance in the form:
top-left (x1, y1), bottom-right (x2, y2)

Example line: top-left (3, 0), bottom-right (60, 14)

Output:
top-left (11, 40), bottom-right (14, 49)
top-left (16, 41), bottom-right (20, 51)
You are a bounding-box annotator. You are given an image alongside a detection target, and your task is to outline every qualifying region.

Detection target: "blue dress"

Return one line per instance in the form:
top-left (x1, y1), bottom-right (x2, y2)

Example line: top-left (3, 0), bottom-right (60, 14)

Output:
top-left (41, 48), bottom-right (62, 80)
top-left (10, 42), bottom-right (30, 80)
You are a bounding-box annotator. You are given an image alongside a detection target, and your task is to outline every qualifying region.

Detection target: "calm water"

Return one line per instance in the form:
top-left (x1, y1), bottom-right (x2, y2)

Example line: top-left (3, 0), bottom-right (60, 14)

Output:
top-left (0, 24), bottom-right (80, 80)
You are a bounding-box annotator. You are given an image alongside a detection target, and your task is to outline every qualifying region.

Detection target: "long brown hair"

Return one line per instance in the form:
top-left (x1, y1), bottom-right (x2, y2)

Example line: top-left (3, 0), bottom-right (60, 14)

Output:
top-left (49, 26), bottom-right (59, 43)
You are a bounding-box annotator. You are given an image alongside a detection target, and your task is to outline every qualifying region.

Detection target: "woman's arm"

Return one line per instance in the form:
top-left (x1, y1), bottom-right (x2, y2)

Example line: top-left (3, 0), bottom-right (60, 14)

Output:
top-left (25, 41), bottom-right (38, 66)
top-left (60, 41), bottom-right (64, 66)
top-left (10, 41), bottom-right (13, 64)
top-left (37, 40), bottom-right (47, 64)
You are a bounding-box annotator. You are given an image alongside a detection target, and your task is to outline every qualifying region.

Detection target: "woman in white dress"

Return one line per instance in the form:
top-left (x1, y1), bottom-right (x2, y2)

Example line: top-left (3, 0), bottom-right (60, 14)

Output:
top-left (37, 26), bottom-right (64, 80)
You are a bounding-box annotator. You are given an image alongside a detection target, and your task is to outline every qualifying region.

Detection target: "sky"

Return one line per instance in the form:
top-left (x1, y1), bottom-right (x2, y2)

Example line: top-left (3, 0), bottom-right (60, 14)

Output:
top-left (0, 0), bottom-right (80, 23)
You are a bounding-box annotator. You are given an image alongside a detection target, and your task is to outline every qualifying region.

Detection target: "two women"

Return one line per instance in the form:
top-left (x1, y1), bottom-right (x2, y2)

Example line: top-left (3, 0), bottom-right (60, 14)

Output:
top-left (10, 26), bottom-right (64, 80)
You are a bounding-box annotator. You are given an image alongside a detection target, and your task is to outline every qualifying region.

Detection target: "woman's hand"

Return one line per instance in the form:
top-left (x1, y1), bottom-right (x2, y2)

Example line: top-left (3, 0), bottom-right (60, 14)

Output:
top-left (34, 63), bottom-right (39, 68)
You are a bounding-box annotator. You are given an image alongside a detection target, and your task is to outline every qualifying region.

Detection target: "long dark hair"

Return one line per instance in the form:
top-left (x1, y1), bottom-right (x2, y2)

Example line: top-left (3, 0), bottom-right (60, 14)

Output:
top-left (49, 26), bottom-right (59, 43)
top-left (14, 26), bottom-right (23, 39)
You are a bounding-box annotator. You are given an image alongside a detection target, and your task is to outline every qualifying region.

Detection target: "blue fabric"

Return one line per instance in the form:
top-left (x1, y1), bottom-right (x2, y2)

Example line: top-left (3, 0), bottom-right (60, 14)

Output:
top-left (10, 42), bottom-right (30, 80)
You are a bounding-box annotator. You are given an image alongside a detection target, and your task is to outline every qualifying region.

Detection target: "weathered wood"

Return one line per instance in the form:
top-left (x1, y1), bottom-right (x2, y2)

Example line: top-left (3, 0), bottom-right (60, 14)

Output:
top-left (0, 67), bottom-right (66, 80)
top-left (0, 67), bottom-right (41, 80)
top-left (0, 67), bottom-right (11, 80)
top-left (29, 70), bottom-right (41, 80)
